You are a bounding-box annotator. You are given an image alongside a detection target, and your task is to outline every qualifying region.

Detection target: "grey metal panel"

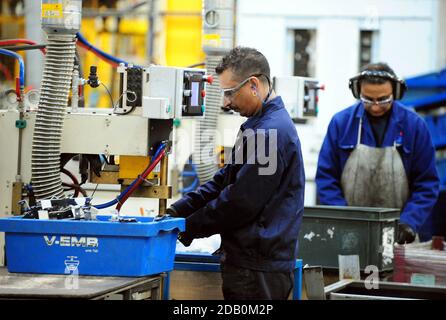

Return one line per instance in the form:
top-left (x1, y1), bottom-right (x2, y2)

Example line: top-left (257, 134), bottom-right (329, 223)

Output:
top-left (304, 205), bottom-right (400, 221)
top-left (303, 266), bottom-right (326, 300)
top-left (60, 112), bottom-right (150, 156)
top-left (0, 111), bottom-right (20, 218)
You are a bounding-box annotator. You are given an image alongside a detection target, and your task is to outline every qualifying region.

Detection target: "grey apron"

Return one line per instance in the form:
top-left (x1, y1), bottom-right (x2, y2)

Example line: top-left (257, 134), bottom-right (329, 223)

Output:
top-left (340, 117), bottom-right (410, 209)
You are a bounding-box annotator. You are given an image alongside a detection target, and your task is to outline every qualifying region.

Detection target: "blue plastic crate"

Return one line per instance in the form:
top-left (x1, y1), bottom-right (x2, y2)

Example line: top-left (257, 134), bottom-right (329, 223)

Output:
top-left (0, 215), bottom-right (185, 277)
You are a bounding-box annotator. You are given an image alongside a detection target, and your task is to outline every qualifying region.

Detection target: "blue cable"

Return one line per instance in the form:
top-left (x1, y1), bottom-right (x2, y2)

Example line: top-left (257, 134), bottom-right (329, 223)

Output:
top-left (93, 143), bottom-right (166, 209)
top-left (179, 162), bottom-right (199, 194)
top-left (179, 178), bottom-right (199, 194)
top-left (76, 32), bottom-right (132, 67)
top-left (182, 172), bottom-right (197, 177)
top-left (0, 48), bottom-right (24, 86)
top-left (99, 154), bottom-right (107, 165)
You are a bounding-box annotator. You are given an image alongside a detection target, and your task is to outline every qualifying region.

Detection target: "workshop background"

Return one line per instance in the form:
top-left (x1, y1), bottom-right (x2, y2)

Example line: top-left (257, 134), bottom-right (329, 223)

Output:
top-left (2, 0), bottom-right (445, 207)
top-left (0, 0), bottom-right (445, 300)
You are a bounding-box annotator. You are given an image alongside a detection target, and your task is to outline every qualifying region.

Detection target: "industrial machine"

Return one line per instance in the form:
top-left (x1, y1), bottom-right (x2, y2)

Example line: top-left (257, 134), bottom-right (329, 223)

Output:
top-left (0, 0), bottom-right (211, 268)
top-left (0, 61), bottom-right (210, 214)
top-left (0, 0), bottom-right (321, 273)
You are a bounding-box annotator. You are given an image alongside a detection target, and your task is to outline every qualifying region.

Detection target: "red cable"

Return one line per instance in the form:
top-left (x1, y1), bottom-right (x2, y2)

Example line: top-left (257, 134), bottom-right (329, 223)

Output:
top-left (62, 182), bottom-right (79, 198)
top-left (77, 41), bottom-right (119, 68)
top-left (0, 62), bottom-right (12, 81)
top-left (61, 168), bottom-right (81, 198)
top-left (116, 149), bottom-right (167, 212)
top-left (0, 39), bottom-right (46, 55)
top-left (15, 77), bottom-right (21, 101)
top-left (61, 168), bottom-right (80, 185)
top-left (116, 149), bottom-right (166, 211)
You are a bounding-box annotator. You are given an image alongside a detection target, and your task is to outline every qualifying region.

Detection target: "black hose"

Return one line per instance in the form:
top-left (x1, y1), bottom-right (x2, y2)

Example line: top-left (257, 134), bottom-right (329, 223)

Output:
top-left (187, 62), bottom-right (205, 68)
top-left (116, 105), bottom-right (136, 115)
top-left (0, 44), bottom-right (46, 52)
top-left (100, 82), bottom-right (114, 108)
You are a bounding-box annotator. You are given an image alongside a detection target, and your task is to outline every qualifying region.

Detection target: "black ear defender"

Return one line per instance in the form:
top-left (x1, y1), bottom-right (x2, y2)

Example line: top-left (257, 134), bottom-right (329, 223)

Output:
top-left (348, 70), bottom-right (407, 100)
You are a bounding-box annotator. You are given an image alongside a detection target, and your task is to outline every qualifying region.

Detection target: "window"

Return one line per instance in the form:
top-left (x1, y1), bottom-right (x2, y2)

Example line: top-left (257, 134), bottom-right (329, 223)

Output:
top-left (359, 30), bottom-right (378, 70)
top-left (293, 29), bottom-right (316, 77)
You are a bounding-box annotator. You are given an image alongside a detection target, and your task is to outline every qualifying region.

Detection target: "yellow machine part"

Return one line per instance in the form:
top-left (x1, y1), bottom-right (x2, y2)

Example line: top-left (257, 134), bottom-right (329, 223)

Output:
top-left (78, 17), bottom-right (147, 109)
top-left (119, 18), bottom-right (147, 36)
top-left (218, 146), bottom-right (225, 168)
top-left (79, 19), bottom-right (115, 109)
top-left (0, 15), bottom-right (25, 89)
top-left (165, 0), bottom-right (205, 67)
top-left (119, 155), bottom-right (159, 180)
top-left (77, 0), bottom-right (205, 107)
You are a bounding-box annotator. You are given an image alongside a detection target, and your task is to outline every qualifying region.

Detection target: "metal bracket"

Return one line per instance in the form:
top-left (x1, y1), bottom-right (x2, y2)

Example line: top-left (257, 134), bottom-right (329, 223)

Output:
top-left (15, 119), bottom-right (26, 129)
top-left (303, 265), bottom-right (326, 300)
top-left (119, 185), bottom-right (172, 199)
top-left (11, 182), bottom-right (23, 216)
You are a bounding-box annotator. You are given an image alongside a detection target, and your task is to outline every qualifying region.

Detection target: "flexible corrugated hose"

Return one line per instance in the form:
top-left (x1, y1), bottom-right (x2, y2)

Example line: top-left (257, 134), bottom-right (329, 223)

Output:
top-left (31, 34), bottom-right (77, 200)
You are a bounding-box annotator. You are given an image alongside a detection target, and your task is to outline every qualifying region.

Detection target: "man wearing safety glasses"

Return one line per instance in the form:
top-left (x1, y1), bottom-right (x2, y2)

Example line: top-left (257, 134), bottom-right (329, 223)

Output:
top-left (316, 63), bottom-right (439, 245)
top-left (220, 72), bottom-right (271, 116)
top-left (168, 47), bottom-right (305, 300)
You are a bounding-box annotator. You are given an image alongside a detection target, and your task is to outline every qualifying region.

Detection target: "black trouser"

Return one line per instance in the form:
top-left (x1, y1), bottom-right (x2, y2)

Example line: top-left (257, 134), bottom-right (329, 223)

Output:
top-left (221, 263), bottom-right (294, 300)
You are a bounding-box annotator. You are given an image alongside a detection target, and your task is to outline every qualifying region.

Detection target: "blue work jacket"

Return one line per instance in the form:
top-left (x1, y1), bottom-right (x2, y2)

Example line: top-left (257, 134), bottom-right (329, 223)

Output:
top-left (172, 96), bottom-right (305, 272)
top-left (316, 101), bottom-right (440, 232)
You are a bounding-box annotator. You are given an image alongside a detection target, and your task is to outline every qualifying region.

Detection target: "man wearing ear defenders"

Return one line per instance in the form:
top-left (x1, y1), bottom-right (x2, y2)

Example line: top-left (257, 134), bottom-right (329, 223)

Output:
top-left (167, 47), bottom-right (305, 300)
top-left (316, 62), bottom-right (439, 245)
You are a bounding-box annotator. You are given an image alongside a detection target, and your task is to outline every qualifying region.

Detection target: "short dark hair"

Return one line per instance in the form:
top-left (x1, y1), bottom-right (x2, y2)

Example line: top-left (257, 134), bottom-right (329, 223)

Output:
top-left (360, 62), bottom-right (397, 85)
top-left (215, 46), bottom-right (270, 86)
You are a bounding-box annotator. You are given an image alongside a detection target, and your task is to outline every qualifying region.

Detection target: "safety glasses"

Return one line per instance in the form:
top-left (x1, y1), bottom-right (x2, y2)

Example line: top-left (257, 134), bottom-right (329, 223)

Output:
top-left (221, 74), bottom-right (263, 99)
top-left (360, 94), bottom-right (393, 107)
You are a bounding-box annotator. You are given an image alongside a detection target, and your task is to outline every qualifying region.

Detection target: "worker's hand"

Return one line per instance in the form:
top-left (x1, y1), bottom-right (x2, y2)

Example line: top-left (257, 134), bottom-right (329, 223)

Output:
top-left (166, 206), bottom-right (179, 217)
top-left (168, 207), bottom-right (192, 245)
top-left (178, 232), bottom-right (193, 247)
top-left (397, 223), bottom-right (416, 245)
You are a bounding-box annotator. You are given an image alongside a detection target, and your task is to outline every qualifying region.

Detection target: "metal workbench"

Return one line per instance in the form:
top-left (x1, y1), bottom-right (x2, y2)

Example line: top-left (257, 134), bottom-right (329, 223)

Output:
top-left (0, 268), bottom-right (163, 300)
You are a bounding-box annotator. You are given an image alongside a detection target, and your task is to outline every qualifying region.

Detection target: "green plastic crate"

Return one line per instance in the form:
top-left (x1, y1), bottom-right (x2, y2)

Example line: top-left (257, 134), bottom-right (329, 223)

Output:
top-left (298, 206), bottom-right (400, 271)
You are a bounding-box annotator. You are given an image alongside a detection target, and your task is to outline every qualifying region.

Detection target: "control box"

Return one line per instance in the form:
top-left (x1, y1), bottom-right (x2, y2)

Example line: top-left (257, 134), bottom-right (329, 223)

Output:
top-left (273, 76), bottom-right (323, 120)
top-left (142, 66), bottom-right (210, 119)
top-left (117, 65), bottom-right (144, 112)
top-left (116, 65), bottom-right (211, 119)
